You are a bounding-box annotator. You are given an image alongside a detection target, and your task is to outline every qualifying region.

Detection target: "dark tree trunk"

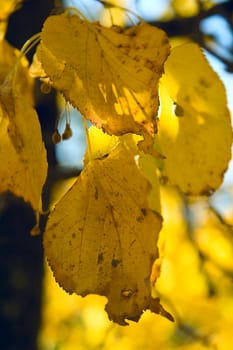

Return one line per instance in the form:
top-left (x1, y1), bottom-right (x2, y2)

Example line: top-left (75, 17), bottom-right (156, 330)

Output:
top-left (0, 195), bottom-right (43, 350)
top-left (0, 1), bottom-right (56, 349)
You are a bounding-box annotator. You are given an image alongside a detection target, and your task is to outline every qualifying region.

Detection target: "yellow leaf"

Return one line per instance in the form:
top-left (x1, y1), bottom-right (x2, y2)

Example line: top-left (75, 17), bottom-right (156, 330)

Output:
top-left (138, 154), bottom-right (161, 214)
top-left (0, 44), bottom-right (47, 217)
top-left (44, 142), bottom-right (167, 325)
top-left (29, 51), bottom-right (49, 84)
top-left (0, 40), bottom-right (17, 82)
top-left (0, 0), bottom-right (23, 21)
top-left (158, 43), bottom-right (232, 195)
top-left (37, 12), bottom-right (170, 136)
top-left (194, 206), bottom-right (233, 273)
top-left (98, 0), bottom-right (129, 27)
top-left (0, 40), bottom-right (32, 98)
top-left (172, 0), bottom-right (199, 17)
top-left (83, 125), bottom-right (119, 165)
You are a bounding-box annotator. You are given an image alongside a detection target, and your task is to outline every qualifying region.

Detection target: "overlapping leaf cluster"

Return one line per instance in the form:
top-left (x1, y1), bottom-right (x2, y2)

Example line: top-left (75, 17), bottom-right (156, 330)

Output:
top-left (35, 11), bottom-right (172, 324)
top-left (1, 5), bottom-right (232, 326)
top-left (36, 10), bottom-right (232, 325)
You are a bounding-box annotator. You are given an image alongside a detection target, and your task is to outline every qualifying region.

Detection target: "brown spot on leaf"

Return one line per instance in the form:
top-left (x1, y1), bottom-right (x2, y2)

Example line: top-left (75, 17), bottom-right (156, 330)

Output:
top-left (173, 102), bottom-right (184, 117)
top-left (199, 77), bottom-right (210, 88)
top-left (111, 259), bottom-right (120, 267)
top-left (141, 208), bottom-right (147, 216)
top-left (98, 253), bottom-right (104, 264)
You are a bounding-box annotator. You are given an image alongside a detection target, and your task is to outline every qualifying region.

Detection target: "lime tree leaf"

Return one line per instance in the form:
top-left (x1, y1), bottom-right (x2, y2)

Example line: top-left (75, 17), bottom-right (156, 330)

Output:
top-left (0, 0), bottom-right (23, 21)
top-left (44, 141), bottom-right (170, 325)
top-left (0, 40), bottom-right (34, 105)
top-left (84, 127), bottom-right (161, 213)
top-left (36, 12), bottom-right (170, 136)
top-left (158, 43), bottom-right (232, 195)
top-left (83, 125), bottom-right (119, 165)
top-left (0, 43), bottom-right (47, 217)
top-left (0, 40), bottom-right (20, 82)
top-left (138, 154), bottom-right (161, 214)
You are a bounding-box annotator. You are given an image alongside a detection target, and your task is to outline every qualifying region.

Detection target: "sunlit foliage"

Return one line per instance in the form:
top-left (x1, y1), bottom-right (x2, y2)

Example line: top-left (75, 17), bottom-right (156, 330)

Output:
top-left (0, 0), bottom-right (233, 349)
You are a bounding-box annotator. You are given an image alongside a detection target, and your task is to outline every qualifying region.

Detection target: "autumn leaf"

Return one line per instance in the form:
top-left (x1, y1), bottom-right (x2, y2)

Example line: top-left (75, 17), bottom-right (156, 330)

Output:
top-left (158, 43), bottom-right (232, 195)
top-left (0, 40), bottom-right (32, 97)
top-left (83, 125), bottom-right (119, 165)
top-left (138, 154), bottom-right (161, 214)
top-left (0, 40), bottom-right (47, 218)
top-left (44, 141), bottom-right (170, 325)
top-left (85, 126), bottom-right (161, 212)
top-left (36, 12), bottom-right (170, 136)
top-left (0, 39), bottom-right (18, 81)
top-left (0, 0), bottom-right (23, 21)
top-left (193, 204), bottom-right (233, 273)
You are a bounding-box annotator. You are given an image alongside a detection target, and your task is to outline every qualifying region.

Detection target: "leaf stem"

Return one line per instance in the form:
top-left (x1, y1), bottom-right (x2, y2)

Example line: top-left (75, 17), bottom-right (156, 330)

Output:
top-left (19, 32), bottom-right (41, 58)
top-left (13, 32), bottom-right (41, 75)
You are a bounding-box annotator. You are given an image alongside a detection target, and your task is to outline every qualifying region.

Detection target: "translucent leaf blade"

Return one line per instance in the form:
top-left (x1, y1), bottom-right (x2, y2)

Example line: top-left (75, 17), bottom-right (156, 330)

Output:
top-left (158, 43), bottom-right (232, 195)
top-left (0, 42), bottom-right (47, 216)
top-left (37, 13), bottom-right (170, 136)
top-left (44, 142), bottom-right (166, 325)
